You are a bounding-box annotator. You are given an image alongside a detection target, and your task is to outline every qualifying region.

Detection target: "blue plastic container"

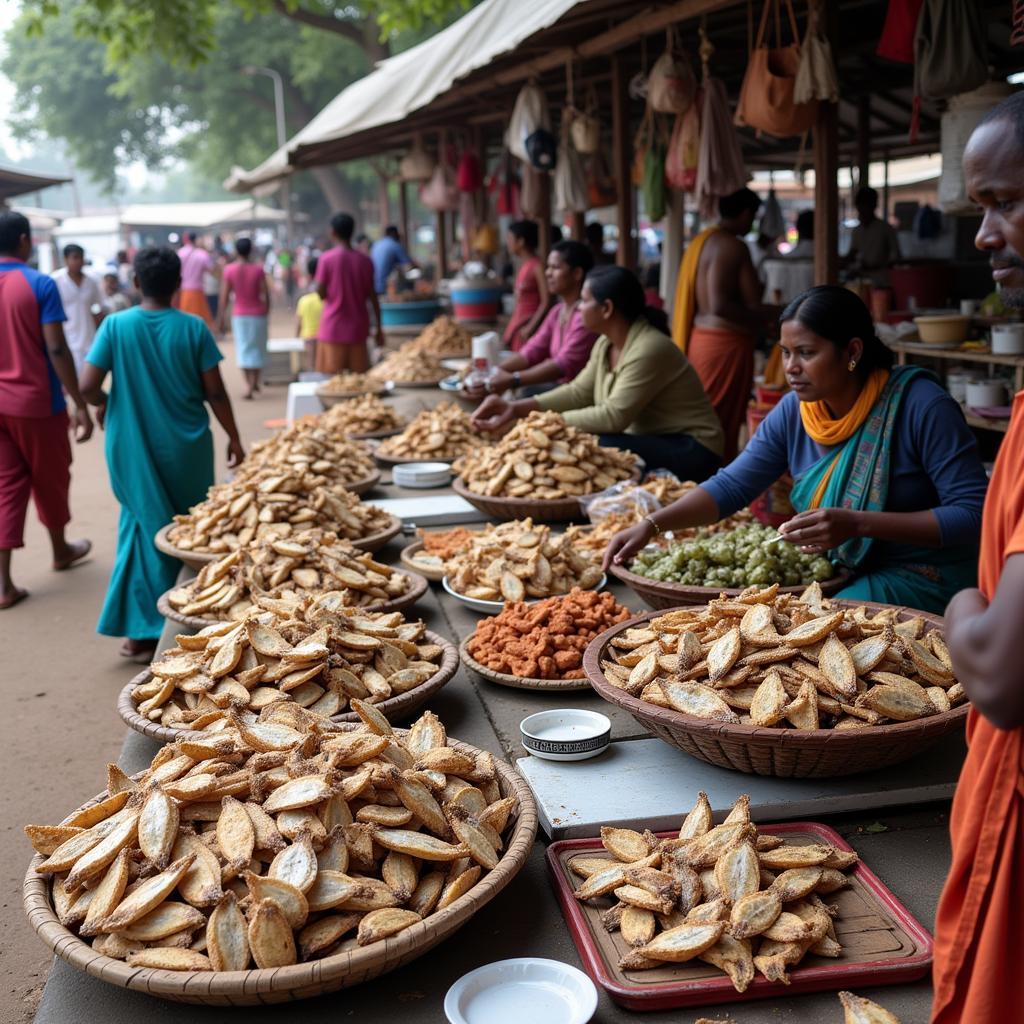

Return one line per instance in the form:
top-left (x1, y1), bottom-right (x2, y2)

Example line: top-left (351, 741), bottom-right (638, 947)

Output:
top-left (379, 300), bottom-right (443, 326)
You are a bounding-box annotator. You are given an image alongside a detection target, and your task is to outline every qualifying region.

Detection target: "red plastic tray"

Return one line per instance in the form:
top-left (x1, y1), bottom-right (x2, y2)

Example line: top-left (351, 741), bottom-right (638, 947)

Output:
top-left (547, 821), bottom-right (933, 1012)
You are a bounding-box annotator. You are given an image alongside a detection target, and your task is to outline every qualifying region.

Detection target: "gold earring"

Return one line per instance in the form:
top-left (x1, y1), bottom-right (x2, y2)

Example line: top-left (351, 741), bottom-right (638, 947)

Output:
top-left (848, 360), bottom-right (857, 371)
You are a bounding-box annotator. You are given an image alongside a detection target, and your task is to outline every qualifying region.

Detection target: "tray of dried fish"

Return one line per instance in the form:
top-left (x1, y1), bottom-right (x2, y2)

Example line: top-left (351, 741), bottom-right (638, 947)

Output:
top-left (375, 402), bottom-right (483, 464)
top-left (367, 348), bottom-right (447, 387)
top-left (547, 793), bottom-right (931, 1011)
top-left (404, 316), bottom-right (472, 358)
top-left (317, 373), bottom-right (394, 405)
top-left (320, 395), bottom-right (407, 440)
top-left (119, 598), bottom-right (459, 744)
top-left (23, 710), bottom-right (537, 1005)
top-left (582, 588), bottom-right (969, 777)
top-left (158, 530), bottom-right (428, 628)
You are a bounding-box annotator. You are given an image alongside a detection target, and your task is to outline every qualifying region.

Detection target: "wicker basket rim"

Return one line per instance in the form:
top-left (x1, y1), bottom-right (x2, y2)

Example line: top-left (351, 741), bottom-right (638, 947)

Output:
top-left (452, 470), bottom-right (640, 511)
top-left (23, 728), bottom-right (538, 999)
top-left (118, 627), bottom-right (459, 745)
top-left (458, 635), bottom-right (593, 692)
top-left (399, 540), bottom-right (446, 582)
top-left (582, 601), bottom-right (968, 745)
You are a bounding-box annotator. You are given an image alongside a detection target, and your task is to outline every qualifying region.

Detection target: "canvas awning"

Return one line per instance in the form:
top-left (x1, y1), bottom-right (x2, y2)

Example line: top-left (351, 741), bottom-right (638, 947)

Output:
top-left (0, 164), bottom-right (70, 202)
top-left (119, 200), bottom-right (287, 228)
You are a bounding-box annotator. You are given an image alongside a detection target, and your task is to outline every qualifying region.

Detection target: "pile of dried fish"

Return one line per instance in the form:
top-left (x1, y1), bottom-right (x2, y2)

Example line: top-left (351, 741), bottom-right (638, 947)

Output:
top-left (446, 518), bottom-right (603, 602)
top-left (319, 395), bottom-right (407, 438)
top-left (165, 530), bottom-right (417, 622)
top-left (599, 584), bottom-right (966, 729)
top-left (27, 708), bottom-right (519, 972)
top-left (404, 316), bottom-right (471, 357)
top-left (166, 466), bottom-right (393, 554)
top-left (571, 793), bottom-right (859, 989)
top-left (318, 373), bottom-right (386, 397)
top-left (131, 596), bottom-right (447, 727)
top-left (367, 349), bottom-right (446, 385)
top-left (236, 422), bottom-right (376, 490)
top-left (454, 411), bottom-right (635, 500)
top-left (378, 402), bottom-right (484, 461)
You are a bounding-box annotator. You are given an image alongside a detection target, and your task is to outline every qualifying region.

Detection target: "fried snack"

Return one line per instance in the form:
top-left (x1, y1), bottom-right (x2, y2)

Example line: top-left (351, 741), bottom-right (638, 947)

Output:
top-left (406, 528), bottom-right (480, 575)
top-left (165, 529), bottom-right (417, 621)
top-left (28, 709), bottom-right (519, 971)
top-left (598, 584), bottom-right (967, 729)
top-left (839, 991), bottom-right (902, 1023)
top-left (573, 792), bottom-right (861, 990)
top-left (130, 595), bottom-right (447, 728)
top-left (378, 402), bottom-right (483, 461)
top-left (320, 395), bottom-right (407, 438)
top-left (233, 422), bottom-right (376, 490)
top-left (367, 349), bottom-right (446, 385)
top-left (447, 518), bottom-right (603, 602)
top-left (466, 588), bottom-right (631, 680)
top-left (166, 466), bottom-right (393, 554)
top-left (454, 411), bottom-right (636, 500)
top-left (318, 372), bottom-right (385, 397)
top-left (404, 315), bottom-right (471, 357)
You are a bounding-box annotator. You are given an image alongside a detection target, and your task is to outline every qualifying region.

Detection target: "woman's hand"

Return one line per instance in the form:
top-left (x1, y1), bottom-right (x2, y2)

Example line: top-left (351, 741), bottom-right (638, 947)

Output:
top-left (777, 508), bottom-right (861, 553)
top-left (471, 394), bottom-right (518, 432)
top-left (602, 519), bottom-right (655, 572)
top-left (465, 368), bottom-right (513, 400)
top-left (227, 438), bottom-right (245, 468)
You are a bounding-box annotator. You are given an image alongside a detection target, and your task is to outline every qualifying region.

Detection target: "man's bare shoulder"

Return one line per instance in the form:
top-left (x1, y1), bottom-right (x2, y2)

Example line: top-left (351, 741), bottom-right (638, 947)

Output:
top-left (700, 231), bottom-right (748, 264)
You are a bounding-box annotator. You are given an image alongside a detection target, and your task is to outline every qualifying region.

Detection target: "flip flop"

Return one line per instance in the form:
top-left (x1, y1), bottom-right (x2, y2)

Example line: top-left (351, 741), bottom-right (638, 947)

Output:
top-left (119, 640), bottom-right (158, 665)
top-left (53, 539), bottom-right (92, 572)
top-left (0, 588), bottom-right (29, 610)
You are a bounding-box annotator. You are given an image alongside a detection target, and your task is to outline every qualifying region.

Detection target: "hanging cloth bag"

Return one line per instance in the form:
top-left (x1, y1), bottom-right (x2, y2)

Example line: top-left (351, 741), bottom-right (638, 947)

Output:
top-left (506, 83), bottom-right (550, 164)
top-left (456, 150), bottom-right (483, 192)
top-left (665, 101), bottom-right (701, 193)
top-left (586, 152), bottom-right (617, 209)
top-left (734, 0), bottom-right (817, 138)
top-left (571, 87), bottom-right (601, 155)
top-left (697, 76), bottom-right (749, 219)
top-left (638, 110), bottom-right (667, 222)
top-left (877, 0), bottom-right (925, 64)
top-left (647, 26), bottom-right (697, 115)
top-left (420, 163), bottom-right (459, 212)
top-left (553, 109), bottom-right (589, 215)
top-left (400, 136), bottom-right (435, 182)
top-left (794, 2), bottom-right (839, 104)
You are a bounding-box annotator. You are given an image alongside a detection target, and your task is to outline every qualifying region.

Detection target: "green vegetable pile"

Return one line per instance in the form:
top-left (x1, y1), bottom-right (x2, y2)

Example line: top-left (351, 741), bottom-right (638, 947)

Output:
top-left (630, 523), bottom-right (834, 589)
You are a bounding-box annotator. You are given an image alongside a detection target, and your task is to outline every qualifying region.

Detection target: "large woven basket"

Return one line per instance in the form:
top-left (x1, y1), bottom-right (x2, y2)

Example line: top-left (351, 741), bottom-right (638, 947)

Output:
top-left (609, 563), bottom-right (852, 610)
top-left (459, 636), bottom-right (593, 692)
top-left (348, 426), bottom-right (406, 441)
top-left (338, 468), bottom-right (383, 497)
top-left (582, 602), bottom-right (969, 778)
top-left (23, 730), bottom-right (537, 1006)
top-left (450, 477), bottom-right (581, 523)
top-left (375, 448), bottom-right (460, 467)
top-left (118, 628), bottom-right (459, 746)
top-left (399, 540), bottom-right (446, 582)
top-left (156, 568), bottom-right (430, 631)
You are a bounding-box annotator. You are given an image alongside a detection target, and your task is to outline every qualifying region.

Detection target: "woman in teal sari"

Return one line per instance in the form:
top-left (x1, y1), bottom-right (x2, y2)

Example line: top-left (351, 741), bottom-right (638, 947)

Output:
top-left (604, 286), bottom-right (988, 614)
top-left (80, 247), bottom-right (244, 660)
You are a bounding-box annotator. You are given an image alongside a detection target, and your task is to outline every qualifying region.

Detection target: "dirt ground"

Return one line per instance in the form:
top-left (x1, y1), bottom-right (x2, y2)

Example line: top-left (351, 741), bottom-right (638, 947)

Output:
top-left (0, 314), bottom-right (293, 1024)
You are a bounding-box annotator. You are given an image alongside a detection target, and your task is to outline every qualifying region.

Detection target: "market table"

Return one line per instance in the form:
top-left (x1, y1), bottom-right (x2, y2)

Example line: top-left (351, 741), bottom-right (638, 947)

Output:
top-left (33, 384), bottom-right (956, 1023)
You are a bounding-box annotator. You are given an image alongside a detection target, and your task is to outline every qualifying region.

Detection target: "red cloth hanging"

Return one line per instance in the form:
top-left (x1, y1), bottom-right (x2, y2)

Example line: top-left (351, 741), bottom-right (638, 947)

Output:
top-left (876, 0), bottom-right (925, 64)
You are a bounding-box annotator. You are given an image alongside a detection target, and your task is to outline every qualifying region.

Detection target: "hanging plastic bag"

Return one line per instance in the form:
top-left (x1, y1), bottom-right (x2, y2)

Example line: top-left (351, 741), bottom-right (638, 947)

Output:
top-left (665, 102), bottom-right (700, 192)
top-left (585, 152), bottom-right (617, 209)
top-left (794, 3), bottom-right (839, 104)
top-left (399, 136), bottom-right (434, 182)
top-left (506, 83), bottom-right (550, 164)
top-left (647, 26), bottom-right (697, 115)
top-left (697, 76), bottom-right (749, 219)
top-left (642, 124), bottom-right (667, 223)
top-left (554, 112), bottom-right (588, 215)
top-left (571, 87), bottom-right (601, 155)
top-left (734, 0), bottom-right (817, 138)
top-left (420, 163), bottom-right (458, 212)
top-left (456, 150), bottom-right (483, 192)
top-left (877, 0), bottom-right (925, 64)
top-left (760, 188), bottom-right (785, 239)
top-left (472, 223), bottom-right (498, 254)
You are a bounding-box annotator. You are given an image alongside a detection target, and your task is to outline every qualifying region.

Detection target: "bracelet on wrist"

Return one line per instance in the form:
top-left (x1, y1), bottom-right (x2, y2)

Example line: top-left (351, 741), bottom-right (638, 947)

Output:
top-left (511, 371), bottom-right (522, 389)
top-left (642, 514), bottom-right (661, 536)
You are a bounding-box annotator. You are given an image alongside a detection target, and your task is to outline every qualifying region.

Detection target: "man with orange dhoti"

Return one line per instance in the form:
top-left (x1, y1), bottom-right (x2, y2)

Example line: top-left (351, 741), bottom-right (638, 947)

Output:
top-left (931, 93), bottom-right (1024, 1024)
top-left (672, 187), bottom-right (769, 461)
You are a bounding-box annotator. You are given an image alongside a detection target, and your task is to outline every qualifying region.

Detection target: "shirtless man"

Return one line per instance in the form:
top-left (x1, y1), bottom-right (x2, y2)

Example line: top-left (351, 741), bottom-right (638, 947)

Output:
top-left (673, 188), bottom-right (766, 460)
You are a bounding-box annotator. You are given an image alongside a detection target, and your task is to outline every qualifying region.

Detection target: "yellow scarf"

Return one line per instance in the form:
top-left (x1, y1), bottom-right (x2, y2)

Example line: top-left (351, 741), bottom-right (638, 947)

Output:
top-left (799, 368), bottom-right (889, 507)
top-left (671, 226), bottom-right (719, 353)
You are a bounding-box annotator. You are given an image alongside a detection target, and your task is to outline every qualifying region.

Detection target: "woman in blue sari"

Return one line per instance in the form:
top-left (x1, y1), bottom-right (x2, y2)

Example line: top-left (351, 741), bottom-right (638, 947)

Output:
top-left (80, 247), bottom-right (244, 661)
top-left (604, 286), bottom-right (988, 614)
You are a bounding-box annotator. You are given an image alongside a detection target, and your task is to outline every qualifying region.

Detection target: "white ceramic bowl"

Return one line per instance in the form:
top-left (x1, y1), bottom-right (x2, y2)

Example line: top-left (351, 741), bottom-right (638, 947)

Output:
top-left (441, 358), bottom-right (471, 372)
top-left (445, 958), bottom-right (598, 1024)
top-left (392, 462), bottom-right (453, 489)
top-left (441, 575), bottom-right (607, 616)
top-left (520, 709), bottom-right (611, 762)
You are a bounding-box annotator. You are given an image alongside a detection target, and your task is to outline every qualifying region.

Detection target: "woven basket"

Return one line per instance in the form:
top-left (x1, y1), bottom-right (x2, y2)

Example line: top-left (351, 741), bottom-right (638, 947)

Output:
top-left (341, 468), bottom-right (383, 497)
top-left (22, 730), bottom-right (537, 1006)
top-left (609, 563), bottom-right (852, 610)
top-left (582, 602), bottom-right (969, 778)
top-left (450, 477), bottom-right (580, 523)
top-left (375, 448), bottom-right (460, 467)
top-left (156, 569), bottom-right (430, 631)
top-left (153, 525), bottom-right (217, 571)
top-left (317, 384), bottom-right (392, 406)
top-left (349, 514), bottom-right (404, 553)
top-left (118, 628), bottom-right (459, 746)
top-left (399, 540), bottom-right (446, 582)
top-left (348, 426), bottom-right (406, 441)
top-left (459, 636), bottom-right (593, 692)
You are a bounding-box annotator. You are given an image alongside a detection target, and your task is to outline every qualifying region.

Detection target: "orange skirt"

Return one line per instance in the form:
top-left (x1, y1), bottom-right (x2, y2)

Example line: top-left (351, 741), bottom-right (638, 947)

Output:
top-left (175, 288), bottom-right (214, 329)
top-left (315, 340), bottom-right (369, 375)
top-left (686, 325), bottom-right (755, 462)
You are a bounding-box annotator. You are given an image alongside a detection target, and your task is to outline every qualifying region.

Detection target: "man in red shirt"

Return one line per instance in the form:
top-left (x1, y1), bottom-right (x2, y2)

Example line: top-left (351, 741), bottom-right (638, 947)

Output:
top-left (0, 211), bottom-right (93, 609)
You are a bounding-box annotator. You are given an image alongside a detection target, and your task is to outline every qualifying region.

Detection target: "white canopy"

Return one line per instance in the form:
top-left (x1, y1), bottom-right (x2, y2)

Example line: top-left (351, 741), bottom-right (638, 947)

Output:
top-left (119, 200), bottom-right (287, 228)
top-left (225, 0), bottom-right (582, 192)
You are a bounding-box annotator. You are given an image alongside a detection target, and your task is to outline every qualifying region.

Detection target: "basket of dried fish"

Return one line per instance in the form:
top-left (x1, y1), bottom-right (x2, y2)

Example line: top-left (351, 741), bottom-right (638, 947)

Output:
top-left (118, 600), bottom-right (460, 745)
top-left (582, 587), bottom-right (969, 778)
top-left (23, 710), bottom-right (538, 1005)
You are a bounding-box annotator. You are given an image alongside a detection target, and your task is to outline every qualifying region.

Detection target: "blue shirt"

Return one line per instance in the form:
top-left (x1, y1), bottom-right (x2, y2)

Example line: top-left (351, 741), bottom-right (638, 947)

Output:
top-left (702, 378), bottom-right (987, 560)
top-left (370, 236), bottom-right (412, 294)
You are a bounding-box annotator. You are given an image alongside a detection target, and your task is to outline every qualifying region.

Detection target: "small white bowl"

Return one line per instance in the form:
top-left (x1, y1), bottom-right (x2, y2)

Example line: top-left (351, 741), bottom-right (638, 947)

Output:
top-left (441, 357), bottom-right (471, 372)
top-left (520, 709), bottom-right (611, 761)
top-left (444, 958), bottom-right (598, 1024)
top-left (442, 575), bottom-right (607, 615)
top-left (392, 462), bottom-right (453, 489)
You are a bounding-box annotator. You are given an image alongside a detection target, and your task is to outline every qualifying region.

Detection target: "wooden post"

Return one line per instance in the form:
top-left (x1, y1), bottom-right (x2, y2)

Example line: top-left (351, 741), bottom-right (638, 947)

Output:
top-left (538, 172), bottom-right (552, 258)
top-left (882, 152), bottom-right (891, 221)
top-left (571, 211), bottom-right (586, 241)
top-left (813, 100), bottom-right (839, 286)
top-left (856, 96), bottom-right (871, 194)
top-left (611, 54), bottom-right (634, 270)
top-left (435, 210), bottom-right (448, 280)
top-left (399, 181), bottom-right (410, 249)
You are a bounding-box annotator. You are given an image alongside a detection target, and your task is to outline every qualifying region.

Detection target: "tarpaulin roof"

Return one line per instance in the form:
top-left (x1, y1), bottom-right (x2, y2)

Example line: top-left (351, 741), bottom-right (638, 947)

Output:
top-left (225, 0), bottom-right (582, 192)
top-left (0, 163), bottom-right (70, 202)
top-left (119, 201), bottom-right (287, 228)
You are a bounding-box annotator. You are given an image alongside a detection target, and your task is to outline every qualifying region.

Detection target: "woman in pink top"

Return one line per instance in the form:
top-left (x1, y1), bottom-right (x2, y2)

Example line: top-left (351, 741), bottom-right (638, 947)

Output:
top-left (218, 237), bottom-right (269, 399)
top-left (315, 212), bottom-right (382, 375)
top-left (175, 231), bottom-right (214, 328)
top-left (503, 220), bottom-right (549, 351)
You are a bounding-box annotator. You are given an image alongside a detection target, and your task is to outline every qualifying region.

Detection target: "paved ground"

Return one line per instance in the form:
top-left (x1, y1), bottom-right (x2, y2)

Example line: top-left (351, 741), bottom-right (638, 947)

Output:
top-left (3, 319), bottom-right (957, 1023)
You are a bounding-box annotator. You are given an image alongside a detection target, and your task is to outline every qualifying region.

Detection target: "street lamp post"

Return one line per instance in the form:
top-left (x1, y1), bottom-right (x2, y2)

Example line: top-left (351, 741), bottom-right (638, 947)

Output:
top-left (241, 65), bottom-right (293, 249)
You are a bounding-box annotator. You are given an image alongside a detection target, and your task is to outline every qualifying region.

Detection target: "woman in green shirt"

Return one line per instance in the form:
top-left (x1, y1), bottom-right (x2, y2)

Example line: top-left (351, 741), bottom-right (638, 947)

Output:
top-left (471, 266), bottom-right (724, 479)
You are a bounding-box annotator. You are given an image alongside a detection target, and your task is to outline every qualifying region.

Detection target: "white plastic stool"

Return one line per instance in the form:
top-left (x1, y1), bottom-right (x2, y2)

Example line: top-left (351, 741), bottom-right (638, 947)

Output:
top-left (286, 381), bottom-right (323, 424)
top-left (265, 337), bottom-right (305, 385)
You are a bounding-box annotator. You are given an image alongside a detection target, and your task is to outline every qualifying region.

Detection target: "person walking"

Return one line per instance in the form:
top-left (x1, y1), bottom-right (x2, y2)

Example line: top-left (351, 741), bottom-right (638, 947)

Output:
top-left (294, 256), bottom-right (323, 373)
top-left (79, 246), bottom-right (244, 662)
top-left (315, 213), bottom-right (381, 375)
top-left (52, 243), bottom-right (103, 373)
top-left (0, 212), bottom-right (93, 610)
top-left (219, 237), bottom-right (270, 400)
top-left (175, 231), bottom-right (215, 328)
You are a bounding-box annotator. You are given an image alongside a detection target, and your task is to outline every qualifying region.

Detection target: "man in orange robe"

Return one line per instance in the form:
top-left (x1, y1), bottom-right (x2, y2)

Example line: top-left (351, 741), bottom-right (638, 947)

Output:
top-left (671, 187), bottom-right (769, 461)
top-left (931, 93), bottom-right (1024, 1024)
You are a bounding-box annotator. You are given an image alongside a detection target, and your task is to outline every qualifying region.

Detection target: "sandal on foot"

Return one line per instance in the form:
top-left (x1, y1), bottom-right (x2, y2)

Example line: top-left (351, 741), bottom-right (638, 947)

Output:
top-left (0, 588), bottom-right (29, 610)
